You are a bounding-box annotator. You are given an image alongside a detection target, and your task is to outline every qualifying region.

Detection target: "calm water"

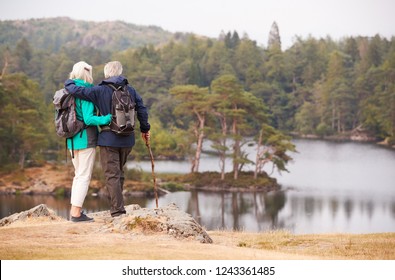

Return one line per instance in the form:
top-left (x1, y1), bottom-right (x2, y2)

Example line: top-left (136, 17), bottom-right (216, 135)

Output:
top-left (1, 139), bottom-right (395, 234)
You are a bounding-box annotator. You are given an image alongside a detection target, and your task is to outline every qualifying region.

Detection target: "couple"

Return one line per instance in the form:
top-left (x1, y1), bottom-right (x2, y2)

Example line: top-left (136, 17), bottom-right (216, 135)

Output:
top-left (66, 61), bottom-right (150, 222)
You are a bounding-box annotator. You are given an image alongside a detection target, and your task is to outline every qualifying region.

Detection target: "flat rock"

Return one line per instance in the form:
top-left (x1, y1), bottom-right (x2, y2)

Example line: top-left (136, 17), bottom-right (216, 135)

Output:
top-left (0, 203), bottom-right (213, 243)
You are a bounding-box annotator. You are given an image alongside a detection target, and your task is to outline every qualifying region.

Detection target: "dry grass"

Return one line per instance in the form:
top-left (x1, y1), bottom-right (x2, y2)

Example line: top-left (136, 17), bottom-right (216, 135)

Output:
top-left (124, 216), bottom-right (164, 233)
top-left (216, 230), bottom-right (395, 260)
top-left (1, 217), bottom-right (394, 260)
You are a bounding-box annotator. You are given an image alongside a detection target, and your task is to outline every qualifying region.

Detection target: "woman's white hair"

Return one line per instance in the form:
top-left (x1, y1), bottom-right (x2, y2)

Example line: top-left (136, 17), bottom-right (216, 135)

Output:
top-left (69, 61), bottom-right (93, 84)
top-left (104, 61), bottom-right (123, 78)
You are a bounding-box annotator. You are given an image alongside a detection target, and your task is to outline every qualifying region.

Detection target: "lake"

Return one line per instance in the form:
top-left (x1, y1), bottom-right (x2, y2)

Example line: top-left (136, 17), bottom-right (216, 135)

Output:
top-left (1, 139), bottom-right (395, 234)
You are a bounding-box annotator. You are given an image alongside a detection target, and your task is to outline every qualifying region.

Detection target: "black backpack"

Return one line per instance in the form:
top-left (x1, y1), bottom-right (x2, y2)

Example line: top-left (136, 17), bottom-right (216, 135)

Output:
top-left (106, 84), bottom-right (135, 136)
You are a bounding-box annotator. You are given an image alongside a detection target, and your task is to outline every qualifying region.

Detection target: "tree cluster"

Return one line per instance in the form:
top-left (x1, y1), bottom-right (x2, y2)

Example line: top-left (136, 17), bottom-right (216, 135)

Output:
top-left (0, 19), bottom-right (394, 176)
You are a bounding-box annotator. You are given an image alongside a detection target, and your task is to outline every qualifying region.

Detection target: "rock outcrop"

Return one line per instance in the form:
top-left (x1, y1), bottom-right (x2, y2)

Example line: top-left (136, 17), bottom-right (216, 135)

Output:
top-left (0, 203), bottom-right (213, 244)
top-left (0, 204), bottom-right (62, 226)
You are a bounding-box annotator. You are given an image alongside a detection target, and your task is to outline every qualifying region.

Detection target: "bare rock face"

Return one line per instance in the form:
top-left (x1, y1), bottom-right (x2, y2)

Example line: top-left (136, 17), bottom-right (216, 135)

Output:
top-left (0, 204), bottom-right (62, 227)
top-left (0, 203), bottom-right (213, 244)
top-left (93, 203), bottom-right (213, 243)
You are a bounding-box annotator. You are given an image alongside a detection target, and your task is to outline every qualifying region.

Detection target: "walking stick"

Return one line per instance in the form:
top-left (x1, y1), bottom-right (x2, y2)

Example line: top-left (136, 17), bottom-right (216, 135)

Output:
top-left (145, 138), bottom-right (159, 209)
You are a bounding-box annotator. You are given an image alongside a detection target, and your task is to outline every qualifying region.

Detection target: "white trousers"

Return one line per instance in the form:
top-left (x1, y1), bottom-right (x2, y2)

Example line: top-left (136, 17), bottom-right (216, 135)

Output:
top-left (70, 148), bottom-right (96, 207)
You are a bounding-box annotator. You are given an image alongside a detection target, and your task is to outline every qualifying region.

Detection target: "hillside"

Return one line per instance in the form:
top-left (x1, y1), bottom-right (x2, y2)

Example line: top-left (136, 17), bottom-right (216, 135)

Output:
top-left (0, 17), bottom-right (181, 51)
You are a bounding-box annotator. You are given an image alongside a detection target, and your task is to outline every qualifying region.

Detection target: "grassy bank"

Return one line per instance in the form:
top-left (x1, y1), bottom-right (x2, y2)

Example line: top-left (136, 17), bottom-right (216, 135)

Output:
top-left (223, 230), bottom-right (395, 260)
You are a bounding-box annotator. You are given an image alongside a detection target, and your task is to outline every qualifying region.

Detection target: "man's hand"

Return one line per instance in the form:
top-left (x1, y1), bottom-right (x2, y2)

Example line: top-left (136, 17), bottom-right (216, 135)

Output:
top-left (142, 131), bottom-right (150, 144)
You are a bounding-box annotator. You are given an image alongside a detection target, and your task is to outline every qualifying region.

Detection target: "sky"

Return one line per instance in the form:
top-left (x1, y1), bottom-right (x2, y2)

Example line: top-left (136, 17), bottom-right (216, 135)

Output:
top-left (0, 0), bottom-right (394, 49)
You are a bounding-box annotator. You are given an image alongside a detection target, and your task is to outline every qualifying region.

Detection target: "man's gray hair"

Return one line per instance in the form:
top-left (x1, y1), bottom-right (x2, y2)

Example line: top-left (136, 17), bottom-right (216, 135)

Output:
top-left (104, 61), bottom-right (123, 78)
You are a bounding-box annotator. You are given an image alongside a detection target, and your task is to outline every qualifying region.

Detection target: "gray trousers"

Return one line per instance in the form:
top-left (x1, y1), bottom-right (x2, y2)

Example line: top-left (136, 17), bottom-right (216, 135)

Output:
top-left (99, 146), bottom-right (132, 216)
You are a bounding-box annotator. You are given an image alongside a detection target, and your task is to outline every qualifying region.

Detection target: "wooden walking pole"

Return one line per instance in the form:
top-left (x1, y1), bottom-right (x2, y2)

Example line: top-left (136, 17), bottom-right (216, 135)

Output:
top-left (146, 139), bottom-right (159, 209)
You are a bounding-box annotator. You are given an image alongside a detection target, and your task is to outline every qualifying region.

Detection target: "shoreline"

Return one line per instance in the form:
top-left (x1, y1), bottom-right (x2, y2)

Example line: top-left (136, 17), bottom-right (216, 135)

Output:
top-left (289, 133), bottom-right (395, 150)
top-left (0, 162), bottom-right (280, 197)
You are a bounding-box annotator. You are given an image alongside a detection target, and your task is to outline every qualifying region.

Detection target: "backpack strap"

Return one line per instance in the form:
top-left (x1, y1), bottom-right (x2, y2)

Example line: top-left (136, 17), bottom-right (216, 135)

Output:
top-left (66, 138), bottom-right (75, 161)
top-left (64, 137), bottom-right (76, 162)
top-left (71, 138), bottom-right (75, 158)
top-left (92, 103), bottom-right (109, 132)
top-left (100, 125), bottom-right (111, 132)
top-left (107, 83), bottom-right (121, 91)
top-left (65, 139), bottom-right (68, 162)
top-left (98, 84), bottom-right (119, 132)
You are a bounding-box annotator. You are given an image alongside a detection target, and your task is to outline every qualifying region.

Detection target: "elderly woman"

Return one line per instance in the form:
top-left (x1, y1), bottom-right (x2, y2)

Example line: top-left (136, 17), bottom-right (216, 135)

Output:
top-left (67, 61), bottom-right (111, 222)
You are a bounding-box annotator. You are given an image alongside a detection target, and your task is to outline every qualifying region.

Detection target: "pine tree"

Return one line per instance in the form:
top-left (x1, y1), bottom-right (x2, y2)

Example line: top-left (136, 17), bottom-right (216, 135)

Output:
top-left (268, 21), bottom-right (282, 51)
top-left (170, 85), bottom-right (212, 172)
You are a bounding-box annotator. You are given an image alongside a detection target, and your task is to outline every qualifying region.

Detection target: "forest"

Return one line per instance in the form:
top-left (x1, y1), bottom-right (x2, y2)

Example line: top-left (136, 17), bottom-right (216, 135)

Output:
top-left (0, 18), bottom-right (394, 179)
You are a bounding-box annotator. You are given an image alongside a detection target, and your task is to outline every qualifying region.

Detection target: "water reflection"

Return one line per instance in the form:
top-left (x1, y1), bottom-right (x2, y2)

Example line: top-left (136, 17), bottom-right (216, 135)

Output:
top-left (162, 191), bottom-right (281, 231)
top-left (276, 192), bottom-right (395, 233)
top-left (1, 189), bottom-right (395, 234)
top-left (147, 189), bottom-right (395, 234)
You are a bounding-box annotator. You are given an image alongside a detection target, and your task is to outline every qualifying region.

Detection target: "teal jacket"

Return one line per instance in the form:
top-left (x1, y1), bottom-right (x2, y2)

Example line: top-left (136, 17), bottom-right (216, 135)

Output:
top-left (66, 79), bottom-right (111, 150)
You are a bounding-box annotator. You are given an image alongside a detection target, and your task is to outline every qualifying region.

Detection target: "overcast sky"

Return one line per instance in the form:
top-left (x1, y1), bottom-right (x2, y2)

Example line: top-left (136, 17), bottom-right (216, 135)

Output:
top-left (0, 0), bottom-right (394, 49)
